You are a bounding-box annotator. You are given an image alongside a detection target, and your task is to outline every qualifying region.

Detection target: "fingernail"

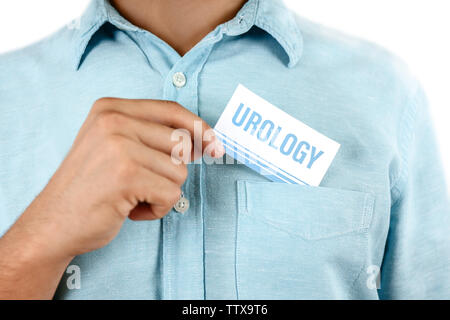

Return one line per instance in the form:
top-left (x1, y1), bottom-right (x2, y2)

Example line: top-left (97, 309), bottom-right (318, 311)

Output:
top-left (214, 139), bottom-right (225, 158)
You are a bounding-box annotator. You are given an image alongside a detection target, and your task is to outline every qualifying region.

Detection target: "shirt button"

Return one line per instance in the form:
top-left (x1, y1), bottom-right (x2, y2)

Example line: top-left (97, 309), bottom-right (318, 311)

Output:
top-left (172, 72), bottom-right (187, 88)
top-left (174, 193), bottom-right (190, 214)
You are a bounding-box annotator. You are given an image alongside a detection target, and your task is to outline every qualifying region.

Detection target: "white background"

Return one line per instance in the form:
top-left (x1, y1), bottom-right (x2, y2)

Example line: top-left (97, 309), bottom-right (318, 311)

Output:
top-left (0, 0), bottom-right (449, 183)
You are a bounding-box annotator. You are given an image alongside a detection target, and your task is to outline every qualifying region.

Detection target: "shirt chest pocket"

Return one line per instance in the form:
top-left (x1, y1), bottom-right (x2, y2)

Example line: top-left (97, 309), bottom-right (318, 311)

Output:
top-left (235, 180), bottom-right (375, 299)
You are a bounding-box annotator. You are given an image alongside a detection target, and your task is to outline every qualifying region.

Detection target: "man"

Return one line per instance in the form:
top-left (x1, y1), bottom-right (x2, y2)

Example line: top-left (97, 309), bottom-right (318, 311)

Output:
top-left (0, 0), bottom-right (448, 299)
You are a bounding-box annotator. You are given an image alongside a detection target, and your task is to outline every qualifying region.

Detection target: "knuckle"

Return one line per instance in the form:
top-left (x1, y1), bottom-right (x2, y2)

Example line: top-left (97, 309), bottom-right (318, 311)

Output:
top-left (92, 97), bottom-right (115, 111)
top-left (175, 165), bottom-right (188, 184)
top-left (104, 138), bottom-right (136, 181)
top-left (105, 135), bottom-right (127, 155)
top-left (116, 160), bottom-right (138, 183)
top-left (164, 101), bottom-right (185, 117)
top-left (95, 111), bottom-right (126, 132)
top-left (162, 100), bottom-right (181, 110)
top-left (160, 185), bottom-right (181, 206)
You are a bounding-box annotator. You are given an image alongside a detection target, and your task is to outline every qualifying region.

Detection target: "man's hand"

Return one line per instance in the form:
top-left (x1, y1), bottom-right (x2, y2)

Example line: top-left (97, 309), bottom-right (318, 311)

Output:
top-left (0, 98), bottom-right (224, 299)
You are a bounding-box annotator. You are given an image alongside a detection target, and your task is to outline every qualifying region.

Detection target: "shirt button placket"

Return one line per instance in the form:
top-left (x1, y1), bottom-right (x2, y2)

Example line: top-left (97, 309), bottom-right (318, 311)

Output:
top-left (163, 63), bottom-right (199, 300)
top-left (161, 37), bottom-right (220, 300)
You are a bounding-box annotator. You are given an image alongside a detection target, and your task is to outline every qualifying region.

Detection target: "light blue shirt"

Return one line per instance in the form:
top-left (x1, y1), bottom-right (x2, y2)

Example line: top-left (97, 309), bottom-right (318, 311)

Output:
top-left (0, 0), bottom-right (449, 299)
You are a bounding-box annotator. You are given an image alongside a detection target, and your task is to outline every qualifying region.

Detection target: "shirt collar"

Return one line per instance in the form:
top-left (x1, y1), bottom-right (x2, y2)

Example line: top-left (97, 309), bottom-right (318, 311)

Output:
top-left (72, 0), bottom-right (303, 70)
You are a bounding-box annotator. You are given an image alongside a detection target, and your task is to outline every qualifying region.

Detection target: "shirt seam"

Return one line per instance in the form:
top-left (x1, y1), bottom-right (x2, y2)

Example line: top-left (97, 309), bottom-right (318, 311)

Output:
top-left (390, 84), bottom-right (421, 206)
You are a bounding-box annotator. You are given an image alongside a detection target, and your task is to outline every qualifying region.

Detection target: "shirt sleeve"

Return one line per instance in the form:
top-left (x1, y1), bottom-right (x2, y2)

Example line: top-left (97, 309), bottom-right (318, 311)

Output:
top-left (379, 83), bottom-right (450, 299)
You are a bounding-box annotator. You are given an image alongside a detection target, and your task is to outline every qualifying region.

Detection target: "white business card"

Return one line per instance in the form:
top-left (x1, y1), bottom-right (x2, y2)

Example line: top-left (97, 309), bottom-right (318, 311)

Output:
top-left (214, 84), bottom-right (340, 186)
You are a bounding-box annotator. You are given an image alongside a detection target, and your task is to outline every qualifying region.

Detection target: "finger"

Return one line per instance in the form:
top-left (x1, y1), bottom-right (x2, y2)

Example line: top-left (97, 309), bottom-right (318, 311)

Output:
top-left (128, 202), bottom-right (173, 221)
top-left (92, 98), bottom-right (225, 158)
top-left (127, 168), bottom-right (181, 220)
top-left (118, 136), bottom-right (188, 185)
top-left (111, 116), bottom-right (194, 163)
